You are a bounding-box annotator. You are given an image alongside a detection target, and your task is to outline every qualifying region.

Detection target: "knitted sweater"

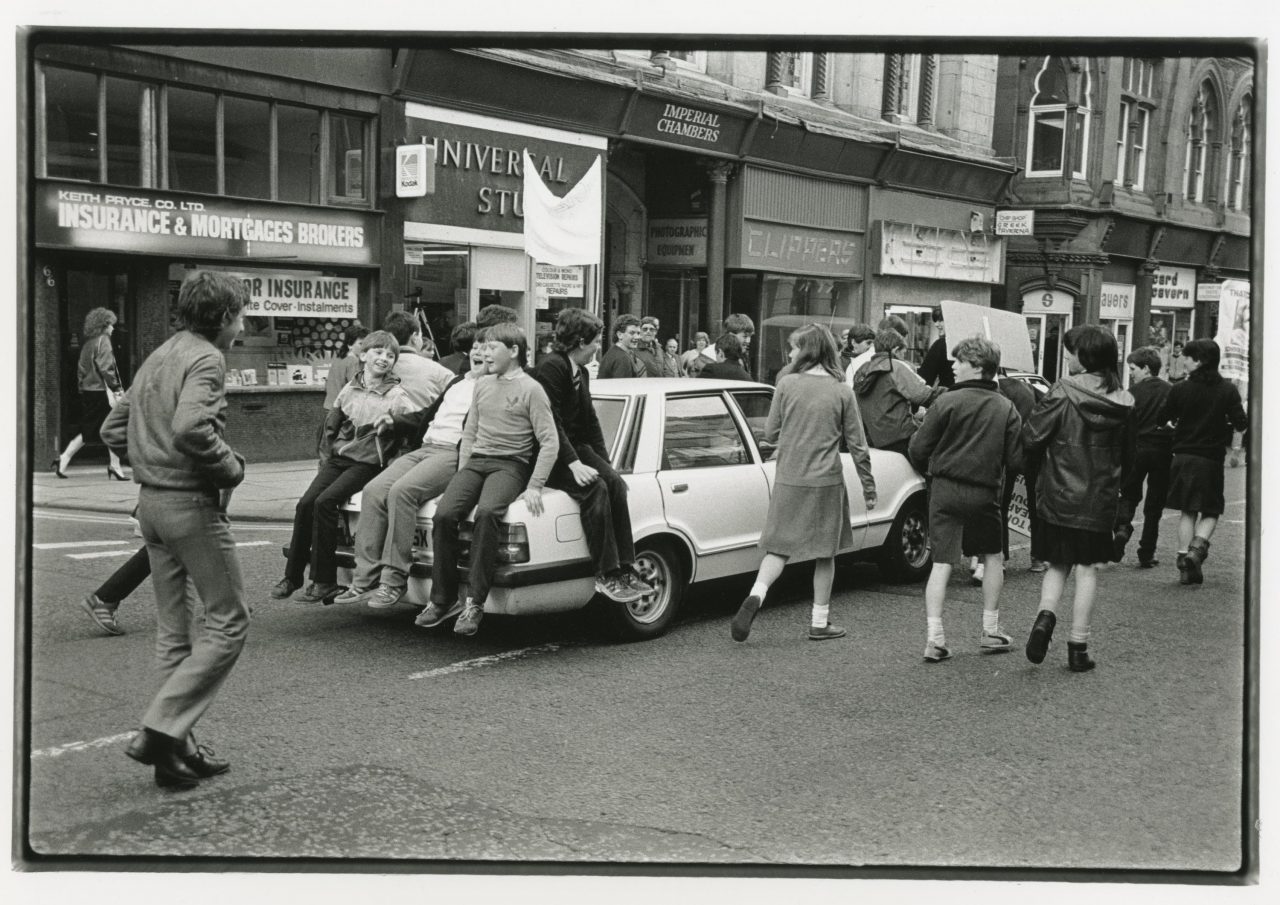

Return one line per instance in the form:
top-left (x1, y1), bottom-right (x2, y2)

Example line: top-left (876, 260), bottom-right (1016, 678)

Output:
top-left (460, 370), bottom-right (560, 490)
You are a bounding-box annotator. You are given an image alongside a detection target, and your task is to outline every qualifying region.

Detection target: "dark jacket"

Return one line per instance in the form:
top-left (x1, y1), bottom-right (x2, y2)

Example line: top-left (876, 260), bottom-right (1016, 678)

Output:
top-left (532, 351), bottom-right (609, 464)
top-left (852, 352), bottom-right (940, 450)
top-left (633, 339), bottom-right (665, 380)
top-left (699, 359), bottom-right (752, 381)
top-left (908, 380), bottom-right (1023, 490)
top-left (1022, 373), bottom-right (1135, 532)
top-left (1130, 376), bottom-right (1175, 449)
top-left (1159, 371), bottom-right (1248, 461)
top-left (598, 344), bottom-right (645, 379)
top-left (388, 372), bottom-right (468, 450)
top-left (917, 336), bottom-right (955, 388)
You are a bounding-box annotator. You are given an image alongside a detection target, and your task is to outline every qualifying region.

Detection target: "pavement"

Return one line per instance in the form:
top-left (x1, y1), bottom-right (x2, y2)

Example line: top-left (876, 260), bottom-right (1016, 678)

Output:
top-left (33, 459), bottom-right (315, 522)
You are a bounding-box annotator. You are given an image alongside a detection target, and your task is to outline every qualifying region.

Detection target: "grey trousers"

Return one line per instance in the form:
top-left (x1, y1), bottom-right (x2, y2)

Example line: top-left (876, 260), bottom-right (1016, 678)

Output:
top-left (352, 442), bottom-right (459, 591)
top-left (137, 486), bottom-right (248, 741)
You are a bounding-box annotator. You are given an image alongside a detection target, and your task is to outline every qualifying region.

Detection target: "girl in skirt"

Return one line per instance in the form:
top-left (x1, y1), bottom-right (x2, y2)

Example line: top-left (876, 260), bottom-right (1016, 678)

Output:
top-left (1022, 325), bottom-right (1134, 671)
top-left (730, 324), bottom-right (877, 642)
top-left (1160, 339), bottom-right (1248, 585)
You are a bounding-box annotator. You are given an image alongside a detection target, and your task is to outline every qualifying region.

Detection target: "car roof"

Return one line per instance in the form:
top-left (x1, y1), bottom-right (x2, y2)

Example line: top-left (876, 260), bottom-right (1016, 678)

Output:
top-left (591, 377), bottom-right (772, 398)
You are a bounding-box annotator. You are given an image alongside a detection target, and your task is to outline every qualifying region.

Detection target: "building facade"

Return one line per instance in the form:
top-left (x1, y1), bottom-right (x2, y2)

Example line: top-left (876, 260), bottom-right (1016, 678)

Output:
top-left (992, 55), bottom-right (1253, 383)
top-left (29, 42), bottom-right (1017, 464)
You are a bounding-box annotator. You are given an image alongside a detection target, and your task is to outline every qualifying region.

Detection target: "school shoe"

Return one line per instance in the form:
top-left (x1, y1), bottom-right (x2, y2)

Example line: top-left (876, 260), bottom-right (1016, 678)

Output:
top-left (333, 585), bottom-right (378, 605)
top-left (415, 600), bottom-right (463, 628)
top-left (1112, 524), bottom-right (1133, 562)
top-left (294, 581), bottom-right (342, 605)
top-left (595, 572), bottom-right (643, 603)
top-left (1184, 537), bottom-right (1210, 585)
top-left (368, 584), bottom-right (406, 609)
top-left (454, 600), bottom-right (484, 636)
top-left (1137, 552), bottom-right (1159, 568)
top-left (1025, 610), bottom-right (1057, 664)
top-left (270, 578), bottom-right (301, 599)
top-left (808, 624), bottom-right (846, 641)
top-left (1029, 559), bottom-right (1049, 573)
top-left (1176, 552), bottom-right (1191, 585)
top-left (923, 640), bottom-right (952, 662)
top-left (980, 628), bottom-right (1014, 653)
top-left (730, 594), bottom-right (762, 642)
top-left (1067, 641), bottom-right (1097, 672)
top-left (80, 593), bottom-right (124, 636)
top-left (179, 736), bottom-right (230, 778)
top-left (125, 728), bottom-right (200, 791)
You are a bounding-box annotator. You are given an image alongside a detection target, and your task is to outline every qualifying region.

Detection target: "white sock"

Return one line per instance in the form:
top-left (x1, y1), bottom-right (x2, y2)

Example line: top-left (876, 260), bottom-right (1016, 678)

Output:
top-left (811, 603), bottom-right (830, 629)
top-left (1069, 625), bottom-right (1090, 644)
top-left (983, 609), bottom-right (999, 634)
top-left (927, 617), bottom-right (945, 645)
top-left (749, 582), bottom-right (769, 602)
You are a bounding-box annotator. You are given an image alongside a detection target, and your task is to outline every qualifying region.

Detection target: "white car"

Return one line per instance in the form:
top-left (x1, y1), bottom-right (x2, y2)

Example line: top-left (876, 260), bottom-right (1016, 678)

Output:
top-left (332, 378), bottom-right (932, 641)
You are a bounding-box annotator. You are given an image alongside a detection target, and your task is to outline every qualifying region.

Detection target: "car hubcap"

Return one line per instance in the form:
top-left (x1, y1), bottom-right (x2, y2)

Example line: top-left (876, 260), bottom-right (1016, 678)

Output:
top-left (628, 552), bottom-right (670, 625)
top-left (901, 511), bottom-right (930, 568)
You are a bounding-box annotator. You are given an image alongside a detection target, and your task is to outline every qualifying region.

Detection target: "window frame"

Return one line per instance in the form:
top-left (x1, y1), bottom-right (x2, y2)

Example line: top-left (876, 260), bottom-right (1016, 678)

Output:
top-left (659, 392), bottom-right (755, 472)
top-left (1182, 81), bottom-right (1217, 203)
top-left (1025, 56), bottom-right (1091, 179)
top-left (1227, 97), bottom-right (1251, 211)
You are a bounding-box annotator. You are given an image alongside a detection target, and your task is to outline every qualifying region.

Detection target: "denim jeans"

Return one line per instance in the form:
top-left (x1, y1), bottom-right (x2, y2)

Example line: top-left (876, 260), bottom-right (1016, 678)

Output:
top-left (352, 442), bottom-right (459, 591)
top-left (137, 485), bottom-right (248, 741)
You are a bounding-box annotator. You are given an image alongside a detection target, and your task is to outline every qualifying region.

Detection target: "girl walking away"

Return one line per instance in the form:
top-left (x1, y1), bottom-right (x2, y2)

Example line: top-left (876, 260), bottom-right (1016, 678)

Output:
top-left (731, 325), bottom-right (876, 643)
top-left (1022, 325), bottom-right (1134, 672)
top-left (272, 330), bottom-right (414, 605)
top-left (54, 307), bottom-right (127, 480)
top-left (1159, 339), bottom-right (1248, 585)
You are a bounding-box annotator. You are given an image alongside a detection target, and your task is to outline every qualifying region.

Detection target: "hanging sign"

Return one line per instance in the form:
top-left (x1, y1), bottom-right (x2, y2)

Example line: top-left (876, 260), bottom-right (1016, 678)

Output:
top-left (396, 144), bottom-right (436, 198)
top-left (533, 264), bottom-right (584, 310)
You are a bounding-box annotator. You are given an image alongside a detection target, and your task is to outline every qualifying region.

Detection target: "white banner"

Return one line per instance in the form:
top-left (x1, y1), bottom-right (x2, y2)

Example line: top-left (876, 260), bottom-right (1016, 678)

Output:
top-left (522, 150), bottom-right (602, 265)
top-left (1215, 279), bottom-right (1250, 383)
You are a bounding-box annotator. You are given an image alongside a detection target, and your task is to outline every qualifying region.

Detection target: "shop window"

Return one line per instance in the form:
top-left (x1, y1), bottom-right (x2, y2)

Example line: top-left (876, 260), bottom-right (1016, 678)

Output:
top-left (165, 85), bottom-right (219, 194)
top-left (1182, 81), bottom-right (1219, 203)
top-left (277, 103), bottom-right (322, 204)
top-left (757, 275), bottom-right (861, 383)
top-left (223, 95), bottom-right (271, 200)
top-left (1227, 96), bottom-right (1251, 211)
top-left (43, 66), bottom-right (99, 181)
top-left (328, 113), bottom-right (367, 203)
top-left (1026, 56), bottom-right (1091, 178)
top-left (405, 244), bottom-right (470, 360)
top-left (104, 77), bottom-right (152, 187)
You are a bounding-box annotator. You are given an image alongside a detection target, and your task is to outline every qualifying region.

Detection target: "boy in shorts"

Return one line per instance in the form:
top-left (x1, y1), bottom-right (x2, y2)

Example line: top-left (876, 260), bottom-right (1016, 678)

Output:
top-left (908, 337), bottom-right (1024, 662)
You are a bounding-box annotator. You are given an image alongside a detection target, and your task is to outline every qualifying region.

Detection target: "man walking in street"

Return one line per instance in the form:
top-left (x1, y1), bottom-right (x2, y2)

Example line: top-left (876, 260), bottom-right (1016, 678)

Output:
top-left (100, 270), bottom-right (250, 791)
top-left (1113, 346), bottom-right (1174, 566)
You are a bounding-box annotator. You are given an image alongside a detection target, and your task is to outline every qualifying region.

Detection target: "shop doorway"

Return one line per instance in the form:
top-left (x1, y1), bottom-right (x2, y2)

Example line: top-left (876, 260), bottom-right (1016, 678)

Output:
top-left (1024, 312), bottom-right (1071, 383)
top-left (1148, 307), bottom-right (1195, 376)
top-left (647, 270), bottom-right (705, 353)
top-left (1101, 318), bottom-right (1134, 387)
top-left (56, 258), bottom-right (136, 456)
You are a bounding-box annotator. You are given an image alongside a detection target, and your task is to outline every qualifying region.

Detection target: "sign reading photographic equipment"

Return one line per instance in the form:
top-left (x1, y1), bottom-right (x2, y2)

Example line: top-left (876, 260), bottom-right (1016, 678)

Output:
top-left (647, 219), bottom-right (708, 267)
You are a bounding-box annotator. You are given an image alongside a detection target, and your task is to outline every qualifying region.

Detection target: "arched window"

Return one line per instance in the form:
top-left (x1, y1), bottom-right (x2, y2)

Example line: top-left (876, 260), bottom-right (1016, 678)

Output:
top-left (1227, 95), bottom-right (1251, 211)
top-left (1116, 58), bottom-right (1156, 191)
top-left (1182, 81), bottom-right (1219, 203)
top-left (1026, 56), bottom-right (1091, 178)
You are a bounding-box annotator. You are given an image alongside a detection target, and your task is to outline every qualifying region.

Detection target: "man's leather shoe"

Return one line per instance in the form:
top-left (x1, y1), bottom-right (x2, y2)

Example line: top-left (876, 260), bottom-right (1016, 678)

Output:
top-left (180, 737), bottom-right (230, 778)
top-left (126, 728), bottom-right (200, 790)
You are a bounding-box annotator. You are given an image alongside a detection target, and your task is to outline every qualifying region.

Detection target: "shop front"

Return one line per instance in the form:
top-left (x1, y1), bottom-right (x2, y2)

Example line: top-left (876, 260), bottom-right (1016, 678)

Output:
top-left (1100, 282), bottom-right (1136, 386)
top-left (1148, 265), bottom-right (1197, 370)
top-left (34, 180), bottom-right (381, 464)
top-left (726, 166), bottom-right (868, 382)
top-left (398, 103), bottom-right (607, 359)
top-left (1020, 288), bottom-right (1074, 383)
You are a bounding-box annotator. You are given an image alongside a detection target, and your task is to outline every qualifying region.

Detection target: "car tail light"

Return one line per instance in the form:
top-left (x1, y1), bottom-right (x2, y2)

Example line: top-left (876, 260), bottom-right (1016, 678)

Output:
top-left (457, 521), bottom-right (529, 564)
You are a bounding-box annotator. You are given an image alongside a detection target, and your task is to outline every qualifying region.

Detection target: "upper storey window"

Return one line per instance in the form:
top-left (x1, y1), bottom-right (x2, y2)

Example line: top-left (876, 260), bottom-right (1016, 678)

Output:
top-left (1226, 95), bottom-right (1251, 211)
top-left (39, 63), bottom-right (371, 207)
top-left (1026, 56), bottom-right (1091, 178)
top-left (882, 54), bottom-right (936, 125)
top-left (1182, 81), bottom-right (1219, 203)
top-left (1116, 58), bottom-right (1157, 191)
top-left (766, 51), bottom-right (813, 98)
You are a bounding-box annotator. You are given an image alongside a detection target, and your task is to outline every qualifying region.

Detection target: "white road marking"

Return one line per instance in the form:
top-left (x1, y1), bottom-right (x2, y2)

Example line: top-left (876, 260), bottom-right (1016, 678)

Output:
top-left (408, 642), bottom-right (571, 680)
top-left (34, 540), bottom-right (130, 550)
top-left (68, 550), bottom-right (140, 560)
top-left (31, 731), bottom-right (135, 761)
top-left (235, 541), bottom-right (273, 548)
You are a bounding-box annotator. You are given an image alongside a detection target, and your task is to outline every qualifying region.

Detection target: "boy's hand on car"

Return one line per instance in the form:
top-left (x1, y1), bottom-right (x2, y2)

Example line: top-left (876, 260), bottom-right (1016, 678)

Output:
top-left (864, 491), bottom-right (877, 510)
top-left (523, 487), bottom-right (545, 516)
top-left (568, 461), bottom-right (599, 486)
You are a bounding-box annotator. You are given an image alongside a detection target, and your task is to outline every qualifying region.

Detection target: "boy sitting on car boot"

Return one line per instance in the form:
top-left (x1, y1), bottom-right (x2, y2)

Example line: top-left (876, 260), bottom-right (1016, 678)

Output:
top-left (419, 324), bottom-right (559, 636)
top-left (533, 308), bottom-right (654, 605)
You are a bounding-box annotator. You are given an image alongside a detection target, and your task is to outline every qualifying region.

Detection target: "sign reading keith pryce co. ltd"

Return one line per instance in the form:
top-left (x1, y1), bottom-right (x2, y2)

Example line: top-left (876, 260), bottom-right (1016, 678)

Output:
top-left (36, 181), bottom-right (380, 267)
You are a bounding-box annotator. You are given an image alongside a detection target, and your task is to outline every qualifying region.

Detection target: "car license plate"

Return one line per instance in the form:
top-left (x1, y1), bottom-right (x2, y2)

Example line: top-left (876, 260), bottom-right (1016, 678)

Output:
top-left (412, 526), bottom-right (429, 548)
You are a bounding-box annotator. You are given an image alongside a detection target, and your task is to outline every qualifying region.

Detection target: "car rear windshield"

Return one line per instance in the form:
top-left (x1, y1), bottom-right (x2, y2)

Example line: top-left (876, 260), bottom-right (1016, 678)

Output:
top-left (592, 397), bottom-right (625, 456)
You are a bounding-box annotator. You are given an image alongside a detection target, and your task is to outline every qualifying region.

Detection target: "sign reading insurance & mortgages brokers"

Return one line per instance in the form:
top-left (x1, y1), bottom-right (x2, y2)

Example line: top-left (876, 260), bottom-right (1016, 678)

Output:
top-left (35, 180), bottom-right (380, 267)
top-left (403, 104), bottom-right (602, 236)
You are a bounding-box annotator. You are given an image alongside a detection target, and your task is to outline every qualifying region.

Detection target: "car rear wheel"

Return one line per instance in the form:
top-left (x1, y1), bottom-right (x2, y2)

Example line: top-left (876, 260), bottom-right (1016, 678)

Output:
top-left (877, 492), bottom-right (931, 582)
top-left (596, 540), bottom-right (685, 642)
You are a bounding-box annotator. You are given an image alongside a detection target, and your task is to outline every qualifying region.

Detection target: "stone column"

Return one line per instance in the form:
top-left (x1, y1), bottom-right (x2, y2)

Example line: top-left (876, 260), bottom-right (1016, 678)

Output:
top-left (765, 52), bottom-right (788, 96)
top-left (1133, 259), bottom-right (1158, 348)
top-left (614, 276), bottom-right (638, 318)
top-left (811, 53), bottom-right (831, 105)
top-left (918, 55), bottom-right (936, 127)
top-left (704, 161), bottom-right (734, 332)
top-left (882, 54), bottom-right (902, 119)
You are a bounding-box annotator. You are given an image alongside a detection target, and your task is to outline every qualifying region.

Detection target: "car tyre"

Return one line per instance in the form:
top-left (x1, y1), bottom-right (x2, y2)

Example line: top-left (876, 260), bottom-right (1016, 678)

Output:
top-left (596, 540), bottom-right (685, 642)
top-left (877, 492), bottom-right (931, 582)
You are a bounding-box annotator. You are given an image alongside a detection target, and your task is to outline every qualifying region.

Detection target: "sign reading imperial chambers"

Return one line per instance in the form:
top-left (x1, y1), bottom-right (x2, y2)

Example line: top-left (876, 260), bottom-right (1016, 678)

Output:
top-left (35, 181), bottom-right (380, 267)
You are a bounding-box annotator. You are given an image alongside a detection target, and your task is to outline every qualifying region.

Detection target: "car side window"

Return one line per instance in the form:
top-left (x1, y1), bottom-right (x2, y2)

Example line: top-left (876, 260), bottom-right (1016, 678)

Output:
top-left (727, 390), bottom-right (775, 461)
top-left (662, 395), bottom-right (750, 470)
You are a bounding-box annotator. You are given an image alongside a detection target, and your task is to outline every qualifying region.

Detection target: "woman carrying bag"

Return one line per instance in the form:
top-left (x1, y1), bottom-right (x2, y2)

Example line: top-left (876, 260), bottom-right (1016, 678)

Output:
top-left (54, 307), bottom-right (127, 480)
